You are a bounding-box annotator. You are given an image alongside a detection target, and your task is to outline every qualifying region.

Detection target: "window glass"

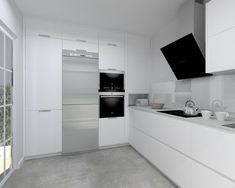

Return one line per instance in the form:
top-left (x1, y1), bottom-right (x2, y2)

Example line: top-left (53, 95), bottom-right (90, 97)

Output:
top-left (5, 72), bottom-right (12, 105)
top-left (0, 143), bottom-right (4, 181)
top-left (0, 30), bottom-right (13, 182)
top-left (5, 106), bottom-right (11, 140)
top-left (0, 107), bottom-right (3, 143)
top-left (0, 31), bottom-right (3, 68)
top-left (5, 36), bottom-right (13, 71)
top-left (0, 70), bottom-right (3, 106)
top-left (5, 139), bottom-right (12, 173)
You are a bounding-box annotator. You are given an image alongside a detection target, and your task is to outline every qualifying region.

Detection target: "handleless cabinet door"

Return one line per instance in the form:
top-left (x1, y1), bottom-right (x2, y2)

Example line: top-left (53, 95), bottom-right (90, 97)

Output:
top-left (99, 117), bottom-right (127, 146)
top-left (129, 127), bottom-right (191, 188)
top-left (26, 36), bottom-right (62, 110)
top-left (191, 124), bottom-right (235, 181)
top-left (207, 28), bottom-right (235, 73)
top-left (206, 0), bottom-right (235, 37)
top-left (192, 161), bottom-right (235, 188)
top-left (130, 109), bottom-right (191, 155)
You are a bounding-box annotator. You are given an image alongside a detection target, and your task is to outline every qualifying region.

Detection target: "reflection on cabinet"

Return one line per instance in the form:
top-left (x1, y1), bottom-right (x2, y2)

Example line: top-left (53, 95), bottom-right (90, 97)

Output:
top-left (127, 35), bottom-right (151, 93)
top-left (206, 0), bottom-right (235, 37)
top-left (99, 117), bottom-right (127, 147)
top-left (25, 110), bottom-right (62, 157)
top-left (26, 36), bottom-right (62, 110)
top-left (99, 31), bottom-right (125, 71)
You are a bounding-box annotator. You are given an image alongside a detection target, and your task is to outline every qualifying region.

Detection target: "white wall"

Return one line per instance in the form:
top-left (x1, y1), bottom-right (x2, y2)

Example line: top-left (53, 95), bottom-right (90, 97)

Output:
top-left (0, 0), bottom-right (24, 169)
top-left (151, 18), bottom-right (179, 83)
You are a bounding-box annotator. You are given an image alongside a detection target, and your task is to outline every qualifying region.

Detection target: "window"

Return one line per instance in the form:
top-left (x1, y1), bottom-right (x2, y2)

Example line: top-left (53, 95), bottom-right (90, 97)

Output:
top-left (0, 29), bottom-right (13, 181)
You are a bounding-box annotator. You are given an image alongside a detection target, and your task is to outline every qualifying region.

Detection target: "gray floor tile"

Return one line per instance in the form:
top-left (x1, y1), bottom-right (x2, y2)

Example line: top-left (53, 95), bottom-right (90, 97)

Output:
top-left (3, 146), bottom-right (176, 188)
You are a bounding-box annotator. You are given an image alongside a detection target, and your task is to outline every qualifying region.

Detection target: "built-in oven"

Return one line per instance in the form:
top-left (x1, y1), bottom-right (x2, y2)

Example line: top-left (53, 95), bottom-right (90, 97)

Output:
top-left (99, 71), bottom-right (124, 92)
top-left (99, 93), bottom-right (124, 118)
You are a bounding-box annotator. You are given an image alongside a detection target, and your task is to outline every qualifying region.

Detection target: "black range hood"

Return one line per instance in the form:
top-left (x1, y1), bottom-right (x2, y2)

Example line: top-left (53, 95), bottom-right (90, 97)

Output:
top-left (160, 33), bottom-right (212, 80)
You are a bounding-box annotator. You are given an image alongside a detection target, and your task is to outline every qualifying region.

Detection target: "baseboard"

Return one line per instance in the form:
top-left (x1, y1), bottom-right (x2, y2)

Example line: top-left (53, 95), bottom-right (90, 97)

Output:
top-left (24, 152), bottom-right (61, 161)
top-left (99, 143), bottom-right (129, 150)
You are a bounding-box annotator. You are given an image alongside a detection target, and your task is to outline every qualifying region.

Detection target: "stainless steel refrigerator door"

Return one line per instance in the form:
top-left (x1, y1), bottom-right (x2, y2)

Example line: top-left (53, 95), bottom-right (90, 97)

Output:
top-left (62, 104), bottom-right (98, 153)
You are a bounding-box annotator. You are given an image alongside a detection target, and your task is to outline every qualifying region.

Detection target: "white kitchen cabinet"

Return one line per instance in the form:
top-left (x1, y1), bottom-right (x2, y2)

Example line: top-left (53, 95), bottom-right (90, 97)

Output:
top-left (61, 29), bottom-right (98, 44)
top-left (26, 35), bottom-right (62, 110)
top-left (129, 108), bottom-right (235, 188)
top-left (129, 127), bottom-right (191, 188)
top-left (99, 117), bottom-right (127, 147)
top-left (99, 31), bottom-right (125, 71)
top-left (192, 161), bottom-right (235, 188)
top-left (127, 34), bottom-right (151, 93)
top-left (62, 40), bottom-right (98, 53)
top-left (130, 109), bottom-right (191, 155)
top-left (25, 110), bottom-right (62, 157)
top-left (191, 124), bottom-right (235, 181)
top-left (206, 28), bottom-right (235, 73)
top-left (99, 31), bottom-right (124, 47)
top-left (206, 0), bottom-right (235, 37)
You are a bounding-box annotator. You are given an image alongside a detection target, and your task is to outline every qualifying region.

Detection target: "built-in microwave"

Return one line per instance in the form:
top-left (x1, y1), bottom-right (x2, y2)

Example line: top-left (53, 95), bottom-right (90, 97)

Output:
top-left (99, 93), bottom-right (124, 118)
top-left (99, 71), bottom-right (124, 92)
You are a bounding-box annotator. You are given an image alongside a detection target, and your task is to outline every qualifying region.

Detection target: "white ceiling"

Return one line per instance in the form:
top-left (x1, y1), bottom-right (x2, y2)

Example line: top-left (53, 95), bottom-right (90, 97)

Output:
top-left (14, 0), bottom-right (188, 36)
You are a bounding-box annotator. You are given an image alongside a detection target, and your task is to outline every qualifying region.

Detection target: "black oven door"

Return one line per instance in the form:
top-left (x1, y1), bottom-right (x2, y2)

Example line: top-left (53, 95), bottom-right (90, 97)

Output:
top-left (99, 95), bottom-right (124, 118)
top-left (99, 72), bottom-right (124, 92)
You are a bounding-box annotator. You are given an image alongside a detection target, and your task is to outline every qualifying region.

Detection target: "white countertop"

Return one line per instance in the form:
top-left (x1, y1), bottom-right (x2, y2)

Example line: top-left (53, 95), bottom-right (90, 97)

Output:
top-left (129, 106), bottom-right (235, 135)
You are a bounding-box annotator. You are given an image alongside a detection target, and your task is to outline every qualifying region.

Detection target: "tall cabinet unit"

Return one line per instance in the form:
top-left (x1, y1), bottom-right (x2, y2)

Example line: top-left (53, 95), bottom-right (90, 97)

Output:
top-left (25, 35), bottom-right (62, 157)
top-left (98, 31), bottom-right (127, 147)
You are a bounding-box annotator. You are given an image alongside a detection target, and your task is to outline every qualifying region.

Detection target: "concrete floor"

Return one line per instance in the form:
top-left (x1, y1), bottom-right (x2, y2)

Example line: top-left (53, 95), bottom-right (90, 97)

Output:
top-left (3, 146), bottom-right (176, 188)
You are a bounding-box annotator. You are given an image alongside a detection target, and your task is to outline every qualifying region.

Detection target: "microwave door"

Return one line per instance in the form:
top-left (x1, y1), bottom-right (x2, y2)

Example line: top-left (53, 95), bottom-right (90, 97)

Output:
top-left (99, 95), bottom-right (124, 118)
top-left (99, 73), bottom-right (124, 92)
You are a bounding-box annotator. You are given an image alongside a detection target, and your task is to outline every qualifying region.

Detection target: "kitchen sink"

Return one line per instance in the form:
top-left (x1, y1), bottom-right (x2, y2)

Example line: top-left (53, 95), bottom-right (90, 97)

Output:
top-left (158, 110), bottom-right (202, 118)
top-left (222, 124), bottom-right (235, 129)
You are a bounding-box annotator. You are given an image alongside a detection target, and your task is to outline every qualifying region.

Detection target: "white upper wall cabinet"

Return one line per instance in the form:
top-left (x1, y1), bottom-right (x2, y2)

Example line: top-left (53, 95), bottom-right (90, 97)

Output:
top-left (99, 31), bottom-right (124, 47)
top-left (62, 40), bottom-right (98, 53)
top-left (127, 34), bottom-right (151, 93)
top-left (99, 31), bottom-right (125, 71)
top-left (206, 0), bottom-right (235, 73)
top-left (61, 29), bottom-right (98, 44)
top-left (206, 0), bottom-right (235, 37)
top-left (62, 29), bottom-right (99, 53)
top-left (207, 28), bottom-right (235, 73)
top-left (26, 35), bottom-right (62, 110)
